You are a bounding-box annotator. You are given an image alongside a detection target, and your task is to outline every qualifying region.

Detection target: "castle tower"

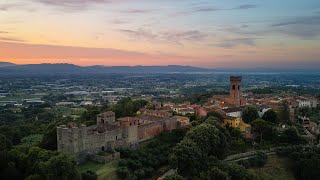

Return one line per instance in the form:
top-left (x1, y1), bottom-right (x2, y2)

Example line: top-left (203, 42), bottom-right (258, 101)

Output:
top-left (57, 124), bottom-right (87, 154)
top-left (97, 111), bottom-right (115, 125)
top-left (118, 117), bottom-right (139, 146)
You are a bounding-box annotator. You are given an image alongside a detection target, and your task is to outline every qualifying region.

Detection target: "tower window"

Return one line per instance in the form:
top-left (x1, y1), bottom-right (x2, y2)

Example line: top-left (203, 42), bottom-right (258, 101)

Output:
top-left (232, 85), bottom-right (235, 90)
top-left (238, 85), bottom-right (240, 90)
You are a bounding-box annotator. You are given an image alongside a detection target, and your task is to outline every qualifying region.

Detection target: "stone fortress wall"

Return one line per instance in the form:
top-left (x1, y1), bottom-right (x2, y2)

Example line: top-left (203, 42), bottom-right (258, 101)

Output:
top-left (138, 121), bottom-right (164, 141)
top-left (57, 109), bottom-right (189, 162)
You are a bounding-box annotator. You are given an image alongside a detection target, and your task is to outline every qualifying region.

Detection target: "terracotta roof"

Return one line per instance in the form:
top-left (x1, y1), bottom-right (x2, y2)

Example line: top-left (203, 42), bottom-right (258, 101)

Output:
top-left (118, 117), bottom-right (139, 122)
top-left (98, 111), bottom-right (115, 116)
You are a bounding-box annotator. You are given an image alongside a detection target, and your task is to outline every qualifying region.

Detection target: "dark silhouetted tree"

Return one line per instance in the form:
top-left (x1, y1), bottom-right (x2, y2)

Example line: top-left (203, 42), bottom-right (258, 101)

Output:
top-left (242, 106), bottom-right (259, 124)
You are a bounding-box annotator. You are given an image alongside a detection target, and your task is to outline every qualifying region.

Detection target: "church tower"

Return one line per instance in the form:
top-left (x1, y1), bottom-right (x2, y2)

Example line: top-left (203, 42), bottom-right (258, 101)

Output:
top-left (230, 76), bottom-right (242, 98)
top-left (229, 76), bottom-right (242, 106)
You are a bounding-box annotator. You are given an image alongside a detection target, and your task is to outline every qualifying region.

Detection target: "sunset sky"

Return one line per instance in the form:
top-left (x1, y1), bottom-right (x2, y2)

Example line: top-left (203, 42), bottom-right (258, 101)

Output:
top-left (1, 0), bottom-right (320, 68)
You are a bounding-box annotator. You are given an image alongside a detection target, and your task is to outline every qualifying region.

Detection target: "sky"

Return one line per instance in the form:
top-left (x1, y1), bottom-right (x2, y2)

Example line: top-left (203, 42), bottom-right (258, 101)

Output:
top-left (0, 0), bottom-right (320, 68)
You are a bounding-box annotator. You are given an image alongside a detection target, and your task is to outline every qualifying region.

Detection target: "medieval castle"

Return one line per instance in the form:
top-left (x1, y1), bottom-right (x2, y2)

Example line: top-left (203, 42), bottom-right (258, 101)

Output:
top-left (57, 109), bottom-right (189, 162)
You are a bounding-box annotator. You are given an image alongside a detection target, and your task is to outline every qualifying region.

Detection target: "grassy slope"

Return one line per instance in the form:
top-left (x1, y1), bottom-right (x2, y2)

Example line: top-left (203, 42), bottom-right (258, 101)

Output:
top-left (78, 159), bottom-right (120, 180)
top-left (249, 155), bottom-right (295, 180)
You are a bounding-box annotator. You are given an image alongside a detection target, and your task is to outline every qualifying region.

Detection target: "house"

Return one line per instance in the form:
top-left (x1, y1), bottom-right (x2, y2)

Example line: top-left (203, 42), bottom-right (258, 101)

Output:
top-left (223, 116), bottom-right (251, 138)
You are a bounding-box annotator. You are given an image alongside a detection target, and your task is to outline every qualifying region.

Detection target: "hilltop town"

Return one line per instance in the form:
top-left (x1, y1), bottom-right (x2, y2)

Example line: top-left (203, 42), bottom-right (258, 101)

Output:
top-left (1, 72), bottom-right (320, 180)
top-left (57, 76), bottom-right (320, 165)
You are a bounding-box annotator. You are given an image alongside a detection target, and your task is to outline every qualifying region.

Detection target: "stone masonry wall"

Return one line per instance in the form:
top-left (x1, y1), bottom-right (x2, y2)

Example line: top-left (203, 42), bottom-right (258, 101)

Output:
top-left (138, 121), bottom-right (163, 141)
top-left (88, 152), bottom-right (120, 164)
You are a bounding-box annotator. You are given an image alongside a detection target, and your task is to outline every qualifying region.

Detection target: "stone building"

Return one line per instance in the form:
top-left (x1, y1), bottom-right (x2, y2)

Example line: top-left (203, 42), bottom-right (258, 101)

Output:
top-left (57, 110), bottom-right (189, 162)
top-left (96, 111), bottom-right (116, 124)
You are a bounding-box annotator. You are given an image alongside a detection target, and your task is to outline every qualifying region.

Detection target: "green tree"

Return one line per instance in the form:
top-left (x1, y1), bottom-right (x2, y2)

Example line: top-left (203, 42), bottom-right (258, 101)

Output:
top-left (40, 154), bottom-right (80, 180)
top-left (198, 167), bottom-right (230, 180)
top-left (279, 101), bottom-right (290, 123)
top-left (242, 106), bottom-right (259, 124)
top-left (163, 174), bottom-right (184, 180)
top-left (206, 111), bottom-right (223, 122)
top-left (117, 166), bottom-right (129, 179)
top-left (170, 139), bottom-right (203, 175)
top-left (221, 163), bottom-right (252, 180)
top-left (262, 109), bottom-right (278, 124)
top-left (1, 162), bottom-right (22, 180)
top-left (250, 119), bottom-right (271, 143)
top-left (170, 124), bottom-right (229, 175)
top-left (184, 124), bottom-right (221, 156)
top-left (204, 116), bottom-right (221, 125)
top-left (133, 169), bottom-right (145, 179)
top-left (0, 134), bottom-right (12, 151)
top-left (281, 127), bottom-right (302, 144)
top-left (40, 122), bottom-right (59, 150)
top-left (81, 170), bottom-right (97, 180)
top-left (80, 106), bottom-right (100, 124)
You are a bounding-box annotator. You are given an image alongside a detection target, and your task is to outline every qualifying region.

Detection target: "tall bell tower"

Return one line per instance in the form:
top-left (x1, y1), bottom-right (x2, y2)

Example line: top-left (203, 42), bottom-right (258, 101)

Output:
top-left (230, 76), bottom-right (242, 106)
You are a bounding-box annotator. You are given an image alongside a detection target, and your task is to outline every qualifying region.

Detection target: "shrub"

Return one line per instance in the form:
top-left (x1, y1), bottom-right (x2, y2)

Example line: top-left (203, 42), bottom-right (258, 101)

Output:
top-left (117, 167), bottom-right (129, 179)
top-left (119, 159), bottom-right (127, 167)
top-left (133, 169), bottom-right (145, 179)
top-left (81, 170), bottom-right (97, 180)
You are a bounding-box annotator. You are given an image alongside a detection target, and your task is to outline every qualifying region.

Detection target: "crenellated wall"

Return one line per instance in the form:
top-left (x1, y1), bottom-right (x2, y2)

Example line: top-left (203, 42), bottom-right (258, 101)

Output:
top-left (57, 111), bottom-right (188, 163)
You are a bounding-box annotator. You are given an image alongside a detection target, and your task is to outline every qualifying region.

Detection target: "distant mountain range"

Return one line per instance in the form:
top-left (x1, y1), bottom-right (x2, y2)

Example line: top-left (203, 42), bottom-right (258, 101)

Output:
top-left (0, 62), bottom-right (214, 74)
top-left (0, 62), bottom-right (16, 67)
top-left (0, 62), bottom-right (318, 75)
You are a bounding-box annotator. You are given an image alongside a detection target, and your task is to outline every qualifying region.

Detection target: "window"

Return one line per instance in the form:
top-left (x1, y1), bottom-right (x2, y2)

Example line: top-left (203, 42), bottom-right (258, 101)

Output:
top-left (232, 85), bottom-right (235, 90)
top-left (238, 85), bottom-right (240, 90)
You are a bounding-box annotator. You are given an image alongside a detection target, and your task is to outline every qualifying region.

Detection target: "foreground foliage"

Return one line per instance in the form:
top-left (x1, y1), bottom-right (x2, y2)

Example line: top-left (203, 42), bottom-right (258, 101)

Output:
top-left (169, 118), bottom-right (256, 179)
top-left (117, 130), bottom-right (187, 180)
top-left (0, 145), bottom-right (80, 180)
top-left (277, 145), bottom-right (320, 180)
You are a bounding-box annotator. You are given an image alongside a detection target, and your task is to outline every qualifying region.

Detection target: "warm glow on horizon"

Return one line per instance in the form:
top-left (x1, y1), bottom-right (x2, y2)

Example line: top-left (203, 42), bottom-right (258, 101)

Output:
top-left (1, 0), bottom-right (320, 68)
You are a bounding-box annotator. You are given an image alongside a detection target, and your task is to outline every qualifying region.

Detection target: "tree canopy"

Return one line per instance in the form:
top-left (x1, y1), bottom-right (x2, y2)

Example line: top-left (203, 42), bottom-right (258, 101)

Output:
top-left (242, 106), bottom-right (259, 124)
top-left (250, 119), bottom-right (272, 143)
top-left (262, 109), bottom-right (278, 124)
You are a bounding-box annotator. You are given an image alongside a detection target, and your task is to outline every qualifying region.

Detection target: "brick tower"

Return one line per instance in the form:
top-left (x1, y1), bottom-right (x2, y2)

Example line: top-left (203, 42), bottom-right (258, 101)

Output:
top-left (230, 76), bottom-right (242, 98)
top-left (229, 76), bottom-right (242, 106)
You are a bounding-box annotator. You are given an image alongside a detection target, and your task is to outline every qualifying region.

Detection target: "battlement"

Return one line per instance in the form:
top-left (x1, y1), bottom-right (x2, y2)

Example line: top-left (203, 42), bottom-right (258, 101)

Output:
top-left (230, 76), bottom-right (242, 81)
top-left (57, 123), bottom-right (86, 130)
